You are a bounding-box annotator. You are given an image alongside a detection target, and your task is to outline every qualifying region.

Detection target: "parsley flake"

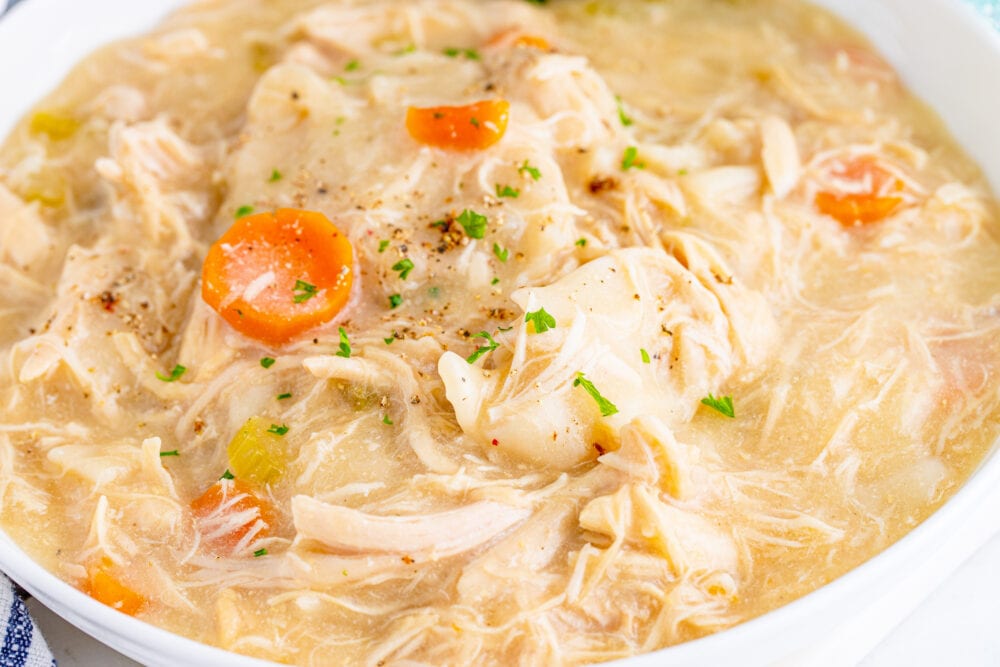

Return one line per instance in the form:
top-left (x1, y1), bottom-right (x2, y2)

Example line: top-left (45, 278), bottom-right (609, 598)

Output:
top-left (575, 238), bottom-right (587, 247)
top-left (267, 424), bottom-right (289, 436)
top-left (392, 257), bottom-right (415, 280)
top-left (378, 240), bottom-right (390, 253)
top-left (345, 59), bottom-right (360, 71)
top-left (615, 95), bottom-right (634, 127)
top-left (493, 243), bottom-right (509, 262)
top-left (525, 308), bottom-right (556, 334)
top-left (701, 394), bottom-right (735, 418)
top-left (384, 334), bottom-right (396, 345)
top-left (388, 293), bottom-right (403, 309)
top-left (443, 47), bottom-right (479, 60)
top-left (260, 357), bottom-right (276, 369)
top-left (622, 146), bottom-right (645, 171)
top-left (518, 160), bottom-right (542, 181)
top-left (277, 392), bottom-right (292, 400)
top-left (469, 117), bottom-right (480, 128)
top-left (573, 372), bottom-right (619, 417)
top-left (156, 364), bottom-right (187, 383)
top-left (466, 331), bottom-right (500, 364)
top-left (220, 469), bottom-right (235, 480)
top-left (253, 548), bottom-right (268, 557)
top-left (640, 348), bottom-right (651, 364)
top-left (382, 414), bottom-right (394, 425)
top-left (235, 205), bottom-right (255, 219)
top-left (268, 169), bottom-right (282, 182)
top-left (293, 279), bottom-right (318, 304)
top-left (456, 209), bottom-right (488, 239)
top-left (491, 277), bottom-right (500, 285)
top-left (159, 450), bottom-right (180, 457)
top-left (336, 327), bottom-right (351, 358)
top-left (495, 184), bottom-right (520, 198)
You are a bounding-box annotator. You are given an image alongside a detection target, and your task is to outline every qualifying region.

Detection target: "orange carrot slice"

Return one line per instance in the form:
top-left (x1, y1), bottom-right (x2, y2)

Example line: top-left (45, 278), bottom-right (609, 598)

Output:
top-left (406, 100), bottom-right (510, 151)
top-left (815, 156), bottom-right (904, 226)
top-left (191, 479), bottom-right (275, 554)
top-left (487, 30), bottom-right (552, 51)
top-left (201, 208), bottom-right (354, 344)
top-left (86, 559), bottom-right (146, 615)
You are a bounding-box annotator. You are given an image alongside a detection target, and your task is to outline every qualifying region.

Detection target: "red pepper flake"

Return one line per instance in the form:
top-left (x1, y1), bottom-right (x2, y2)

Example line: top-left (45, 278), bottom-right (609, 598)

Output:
top-left (491, 438), bottom-right (499, 447)
top-left (593, 443), bottom-right (607, 455)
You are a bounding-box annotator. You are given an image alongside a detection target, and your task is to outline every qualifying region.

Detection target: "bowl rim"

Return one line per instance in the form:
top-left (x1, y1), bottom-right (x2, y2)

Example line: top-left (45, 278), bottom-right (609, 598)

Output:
top-left (1, 0), bottom-right (1000, 665)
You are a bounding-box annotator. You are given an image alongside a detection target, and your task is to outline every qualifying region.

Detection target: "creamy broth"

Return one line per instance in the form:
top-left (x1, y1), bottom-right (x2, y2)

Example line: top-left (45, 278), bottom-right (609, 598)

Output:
top-left (1, 0), bottom-right (999, 664)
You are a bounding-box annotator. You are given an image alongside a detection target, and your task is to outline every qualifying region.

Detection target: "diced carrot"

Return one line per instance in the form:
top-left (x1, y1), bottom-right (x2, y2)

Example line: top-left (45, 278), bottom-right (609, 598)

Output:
top-left (814, 156), bottom-right (905, 226)
top-left (201, 208), bottom-right (354, 345)
top-left (406, 100), bottom-right (510, 151)
top-left (86, 559), bottom-right (146, 615)
top-left (191, 479), bottom-right (275, 554)
top-left (487, 29), bottom-right (552, 51)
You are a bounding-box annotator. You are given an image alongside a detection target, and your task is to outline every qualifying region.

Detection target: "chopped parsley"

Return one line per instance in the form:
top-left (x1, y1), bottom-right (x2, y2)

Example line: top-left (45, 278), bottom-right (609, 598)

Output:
top-left (428, 286), bottom-right (440, 298)
top-left (277, 392), bottom-right (292, 400)
top-left (396, 44), bottom-right (416, 56)
top-left (518, 159), bottom-right (542, 181)
top-left (388, 293), bottom-right (403, 309)
top-left (640, 348), bottom-right (651, 364)
top-left (456, 209), bottom-right (488, 239)
top-left (622, 146), bottom-right (645, 171)
top-left (159, 450), bottom-right (180, 457)
top-left (678, 168), bottom-right (689, 176)
top-left (156, 364), bottom-right (187, 383)
top-left (293, 279), bottom-right (318, 304)
top-left (466, 331), bottom-right (500, 364)
top-left (382, 414), bottom-right (394, 425)
top-left (491, 277), bottom-right (500, 285)
top-left (392, 257), bottom-right (415, 280)
top-left (701, 394), bottom-right (735, 418)
top-left (220, 469), bottom-right (235, 480)
top-left (384, 334), bottom-right (396, 345)
top-left (443, 47), bottom-right (480, 60)
top-left (267, 424), bottom-right (290, 436)
top-left (575, 238), bottom-right (587, 247)
top-left (493, 243), bottom-right (509, 262)
top-left (260, 357), bottom-right (276, 369)
top-left (469, 117), bottom-right (480, 128)
top-left (615, 95), bottom-right (634, 127)
top-left (495, 184), bottom-right (520, 198)
top-left (378, 240), bottom-right (390, 253)
top-left (345, 59), bottom-right (360, 71)
top-left (336, 327), bottom-right (351, 358)
top-left (235, 205), bottom-right (255, 219)
top-left (525, 308), bottom-right (556, 334)
top-left (268, 169), bottom-right (282, 182)
top-left (253, 548), bottom-right (268, 557)
top-left (573, 372), bottom-right (619, 417)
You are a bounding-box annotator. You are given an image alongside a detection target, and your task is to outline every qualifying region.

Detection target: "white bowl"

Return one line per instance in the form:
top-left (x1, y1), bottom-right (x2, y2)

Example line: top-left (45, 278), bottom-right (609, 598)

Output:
top-left (1, 1), bottom-right (999, 665)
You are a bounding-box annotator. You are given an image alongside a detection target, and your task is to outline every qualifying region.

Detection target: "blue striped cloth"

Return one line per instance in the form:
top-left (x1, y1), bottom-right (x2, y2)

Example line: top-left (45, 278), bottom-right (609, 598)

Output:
top-left (0, 1), bottom-right (996, 666)
top-left (0, 578), bottom-right (53, 667)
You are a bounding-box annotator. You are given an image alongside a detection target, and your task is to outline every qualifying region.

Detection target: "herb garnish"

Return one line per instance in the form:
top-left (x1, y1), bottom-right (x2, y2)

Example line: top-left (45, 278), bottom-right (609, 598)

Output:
top-left (260, 357), bottom-right (276, 369)
top-left (495, 184), bottom-right (520, 198)
top-left (525, 308), bottom-right (556, 334)
top-left (235, 205), bottom-right (255, 219)
top-left (253, 548), bottom-right (268, 557)
top-left (277, 392), bottom-right (292, 400)
top-left (293, 279), bottom-right (318, 303)
top-left (640, 348), bottom-right (651, 364)
top-left (382, 414), bottom-right (394, 425)
top-left (615, 95), bottom-right (634, 127)
top-left (345, 59), bottom-right (360, 71)
top-left (622, 146), bottom-right (645, 170)
top-left (701, 394), bottom-right (735, 418)
top-left (493, 243), bottom-right (509, 262)
top-left (466, 331), bottom-right (501, 364)
top-left (575, 238), bottom-right (587, 247)
top-left (518, 160), bottom-right (542, 181)
top-left (388, 294), bottom-right (403, 309)
top-left (156, 364), bottom-right (187, 383)
top-left (378, 240), bottom-right (390, 253)
top-left (160, 450), bottom-right (180, 457)
top-left (456, 209), bottom-right (488, 239)
top-left (443, 47), bottom-right (480, 60)
top-left (573, 372), bottom-right (619, 417)
top-left (268, 169), bottom-right (282, 182)
top-left (267, 424), bottom-right (289, 436)
top-left (336, 327), bottom-right (351, 358)
top-left (392, 258), bottom-right (415, 279)
top-left (220, 469), bottom-right (235, 480)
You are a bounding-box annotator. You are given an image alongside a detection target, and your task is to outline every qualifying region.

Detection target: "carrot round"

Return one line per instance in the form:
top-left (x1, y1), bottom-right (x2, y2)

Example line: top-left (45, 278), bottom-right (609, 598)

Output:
top-left (201, 208), bottom-right (354, 345)
top-left (406, 100), bottom-right (510, 151)
top-left (86, 559), bottom-right (146, 615)
top-left (191, 478), bottom-right (275, 553)
top-left (815, 156), bottom-right (904, 226)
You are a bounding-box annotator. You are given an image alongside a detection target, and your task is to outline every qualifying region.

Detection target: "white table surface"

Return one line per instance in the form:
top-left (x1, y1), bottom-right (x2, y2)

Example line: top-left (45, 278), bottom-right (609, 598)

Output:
top-left (23, 527), bottom-right (1000, 666)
